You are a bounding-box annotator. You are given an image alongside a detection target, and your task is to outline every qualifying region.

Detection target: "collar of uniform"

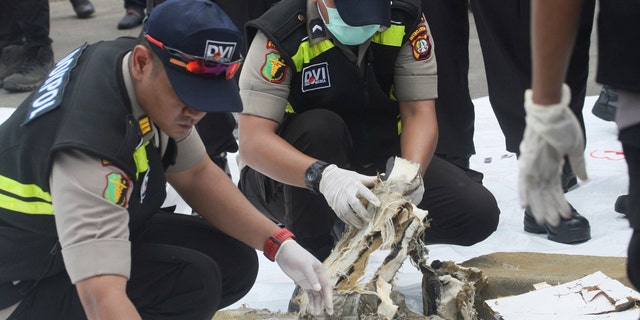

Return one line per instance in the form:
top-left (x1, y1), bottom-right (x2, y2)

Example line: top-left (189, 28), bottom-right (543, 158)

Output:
top-left (306, 0), bottom-right (330, 46)
top-left (122, 51), bottom-right (157, 145)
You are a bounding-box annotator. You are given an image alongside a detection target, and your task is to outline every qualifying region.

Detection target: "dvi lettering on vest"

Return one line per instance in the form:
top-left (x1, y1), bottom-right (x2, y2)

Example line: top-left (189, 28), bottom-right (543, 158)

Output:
top-left (301, 62), bottom-right (330, 92)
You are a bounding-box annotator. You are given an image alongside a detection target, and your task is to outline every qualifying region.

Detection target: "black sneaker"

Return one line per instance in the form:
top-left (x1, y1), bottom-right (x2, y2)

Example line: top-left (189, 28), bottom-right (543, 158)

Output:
top-left (615, 194), bottom-right (629, 216)
top-left (0, 44), bottom-right (24, 88)
top-left (524, 205), bottom-right (591, 244)
top-left (592, 85), bottom-right (618, 122)
top-left (3, 45), bottom-right (54, 92)
top-left (117, 9), bottom-right (144, 30)
top-left (70, 0), bottom-right (95, 19)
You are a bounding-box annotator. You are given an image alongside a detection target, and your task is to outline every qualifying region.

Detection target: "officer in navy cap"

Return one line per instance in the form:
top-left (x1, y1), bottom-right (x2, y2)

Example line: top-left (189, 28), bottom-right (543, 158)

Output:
top-left (0, 0), bottom-right (333, 318)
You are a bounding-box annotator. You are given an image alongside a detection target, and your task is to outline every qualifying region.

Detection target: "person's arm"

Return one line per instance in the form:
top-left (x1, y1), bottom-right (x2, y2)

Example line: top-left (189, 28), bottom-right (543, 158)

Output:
top-left (166, 156), bottom-right (333, 315)
top-left (399, 99), bottom-right (437, 176)
top-left (75, 276), bottom-right (140, 320)
top-left (530, 0), bottom-right (584, 104)
top-left (51, 150), bottom-right (140, 319)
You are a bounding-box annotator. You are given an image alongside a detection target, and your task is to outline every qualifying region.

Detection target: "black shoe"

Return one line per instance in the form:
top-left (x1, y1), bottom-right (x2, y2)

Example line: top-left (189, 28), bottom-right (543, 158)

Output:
top-left (287, 285), bottom-right (301, 313)
top-left (592, 85), bottom-right (618, 122)
top-left (524, 205), bottom-right (591, 244)
top-left (117, 10), bottom-right (143, 30)
top-left (0, 44), bottom-right (24, 88)
top-left (70, 0), bottom-right (95, 19)
top-left (3, 45), bottom-right (54, 92)
top-left (615, 194), bottom-right (629, 215)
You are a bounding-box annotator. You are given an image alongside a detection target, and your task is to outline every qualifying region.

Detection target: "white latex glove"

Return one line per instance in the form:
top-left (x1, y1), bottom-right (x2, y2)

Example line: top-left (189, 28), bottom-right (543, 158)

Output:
top-left (275, 240), bottom-right (334, 315)
top-left (318, 164), bottom-right (381, 229)
top-left (519, 84), bottom-right (588, 226)
top-left (385, 157), bottom-right (425, 204)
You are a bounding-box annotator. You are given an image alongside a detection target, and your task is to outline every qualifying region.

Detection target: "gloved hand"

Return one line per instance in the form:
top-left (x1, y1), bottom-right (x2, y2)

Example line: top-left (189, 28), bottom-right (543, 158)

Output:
top-left (275, 240), bottom-right (334, 315)
top-left (519, 84), bottom-right (588, 226)
top-left (319, 164), bottom-right (381, 229)
top-left (384, 157), bottom-right (425, 204)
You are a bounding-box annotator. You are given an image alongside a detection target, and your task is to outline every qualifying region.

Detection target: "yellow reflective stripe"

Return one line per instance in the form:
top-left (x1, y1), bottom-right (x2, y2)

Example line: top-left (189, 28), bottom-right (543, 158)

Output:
top-left (0, 175), bottom-right (52, 202)
top-left (0, 192), bottom-right (53, 215)
top-left (133, 141), bottom-right (149, 180)
top-left (291, 39), bottom-right (335, 72)
top-left (285, 102), bottom-right (296, 114)
top-left (372, 25), bottom-right (405, 47)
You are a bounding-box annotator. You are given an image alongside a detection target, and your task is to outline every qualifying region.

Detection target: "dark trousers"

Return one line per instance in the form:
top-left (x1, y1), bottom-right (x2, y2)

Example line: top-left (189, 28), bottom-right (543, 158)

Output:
top-left (1, 213), bottom-right (258, 320)
top-left (620, 124), bottom-right (640, 290)
top-left (0, 0), bottom-right (52, 53)
top-left (472, 0), bottom-right (594, 153)
top-left (423, 0), bottom-right (594, 155)
top-left (239, 109), bottom-right (500, 261)
top-left (422, 0), bottom-right (476, 159)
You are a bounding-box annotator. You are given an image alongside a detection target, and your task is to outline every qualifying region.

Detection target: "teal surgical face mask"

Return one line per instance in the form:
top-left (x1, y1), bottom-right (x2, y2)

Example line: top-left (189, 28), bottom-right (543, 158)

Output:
top-left (319, 0), bottom-right (380, 45)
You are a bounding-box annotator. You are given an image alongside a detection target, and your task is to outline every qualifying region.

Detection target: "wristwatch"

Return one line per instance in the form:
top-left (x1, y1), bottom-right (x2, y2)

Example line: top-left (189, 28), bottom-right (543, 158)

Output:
top-left (305, 160), bottom-right (330, 193)
top-left (263, 227), bottom-right (295, 261)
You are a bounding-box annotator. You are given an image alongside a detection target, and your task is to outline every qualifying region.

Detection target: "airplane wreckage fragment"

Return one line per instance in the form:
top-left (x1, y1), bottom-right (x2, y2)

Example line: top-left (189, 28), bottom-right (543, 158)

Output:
top-left (296, 157), bottom-right (487, 319)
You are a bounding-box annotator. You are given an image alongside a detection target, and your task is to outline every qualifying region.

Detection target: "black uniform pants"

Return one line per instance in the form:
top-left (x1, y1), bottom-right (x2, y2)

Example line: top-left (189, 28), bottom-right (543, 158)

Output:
top-left (620, 124), bottom-right (640, 290)
top-left (472, 0), bottom-right (595, 154)
top-left (239, 109), bottom-right (500, 261)
top-left (0, 0), bottom-right (52, 53)
top-left (422, 0), bottom-right (594, 156)
top-left (1, 213), bottom-right (258, 320)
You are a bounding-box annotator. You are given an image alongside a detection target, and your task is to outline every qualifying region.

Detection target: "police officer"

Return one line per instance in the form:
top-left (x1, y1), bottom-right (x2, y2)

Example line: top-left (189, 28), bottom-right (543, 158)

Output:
top-left (527, 0), bottom-right (640, 295)
top-left (237, 0), bottom-right (500, 264)
top-left (0, 0), bottom-right (333, 318)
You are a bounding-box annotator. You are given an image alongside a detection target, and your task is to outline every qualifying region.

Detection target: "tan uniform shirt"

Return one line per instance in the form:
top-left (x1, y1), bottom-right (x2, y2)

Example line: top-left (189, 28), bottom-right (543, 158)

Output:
top-left (239, 0), bottom-right (438, 123)
top-left (50, 52), bottom-right (206, 284)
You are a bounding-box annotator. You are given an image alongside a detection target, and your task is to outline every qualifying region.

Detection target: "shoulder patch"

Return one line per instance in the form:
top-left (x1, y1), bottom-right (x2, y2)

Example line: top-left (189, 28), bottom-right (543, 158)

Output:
top-left (138, 116), bottom-right (152, 136)
top-left (261, 51), bottom-right (288, 83)
top-left (409, 15), bottom-right (432, 61)
top-left (103, 172), bottom-right (130, 207)
top-left (22, 43), bottom-right (88, 125)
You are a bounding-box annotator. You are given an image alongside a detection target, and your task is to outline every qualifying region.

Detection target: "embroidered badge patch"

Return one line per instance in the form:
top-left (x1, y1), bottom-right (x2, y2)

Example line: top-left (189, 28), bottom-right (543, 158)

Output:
top-left (301, 62), bottom-right (331, 92)
top-left (261, 52), bottom-right (288, 83)
top-left (103, 172), bottom-right (130, 207)
top-left (266, 40), bottom-right (278, 50)
top-left (409, 15), bottom-right (432, 61)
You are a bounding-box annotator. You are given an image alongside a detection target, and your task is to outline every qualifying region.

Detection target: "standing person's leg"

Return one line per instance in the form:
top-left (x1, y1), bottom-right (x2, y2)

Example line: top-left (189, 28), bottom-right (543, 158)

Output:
top-left (0, 0), bottom-right (24, 88)
top-left (422, 0), bottom-right (476, 169)
top-left (3, 0), bottom-right (54, 93)
top-left (470, 0), bottom-right (594, 244)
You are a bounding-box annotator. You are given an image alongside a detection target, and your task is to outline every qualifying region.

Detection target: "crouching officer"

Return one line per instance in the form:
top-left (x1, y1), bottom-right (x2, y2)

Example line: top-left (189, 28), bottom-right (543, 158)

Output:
top-left (237, 0), bottom-right (500, 266)
top-left (0, 0), bottom-right (333, 318)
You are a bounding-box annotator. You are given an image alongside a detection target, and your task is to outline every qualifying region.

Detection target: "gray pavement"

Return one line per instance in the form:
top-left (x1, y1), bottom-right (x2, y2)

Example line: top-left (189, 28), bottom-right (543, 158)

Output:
top-left (0, 0), bottom-right (601, 109)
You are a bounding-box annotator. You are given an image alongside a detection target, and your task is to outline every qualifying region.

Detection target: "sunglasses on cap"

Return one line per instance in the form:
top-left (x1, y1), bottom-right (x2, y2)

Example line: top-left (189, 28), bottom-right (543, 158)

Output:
top-left (144, 33), bottom-right (243, 80)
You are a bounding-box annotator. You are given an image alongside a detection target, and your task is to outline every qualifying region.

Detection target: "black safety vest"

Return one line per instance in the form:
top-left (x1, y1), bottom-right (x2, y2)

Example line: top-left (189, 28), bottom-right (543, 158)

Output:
top-left (0, 38), bottom-right (169, 283)
top-left (246, 0), bottom-right (422, 164)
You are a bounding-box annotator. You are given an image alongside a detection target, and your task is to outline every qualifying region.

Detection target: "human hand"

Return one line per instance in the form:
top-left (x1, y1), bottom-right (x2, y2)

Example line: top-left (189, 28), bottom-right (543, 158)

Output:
top-left (318, 164), bottom-right (381, 229)
top-left (519, 84), bottom-right (587, 226)
top-left (384, 157), bottom-right (425, 204)
top-left (275, 240), bottom-right (334, 315)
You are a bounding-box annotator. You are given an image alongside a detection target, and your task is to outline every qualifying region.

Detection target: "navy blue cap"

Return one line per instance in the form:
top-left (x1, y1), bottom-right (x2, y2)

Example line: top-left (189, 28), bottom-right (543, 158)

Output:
top-left (143, 0), bottom-right (243, 112)
top-left (334, 0), bottom-right (391, 27)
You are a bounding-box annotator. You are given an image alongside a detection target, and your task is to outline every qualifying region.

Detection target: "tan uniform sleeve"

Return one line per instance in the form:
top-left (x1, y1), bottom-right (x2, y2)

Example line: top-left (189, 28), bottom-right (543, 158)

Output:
top-left (165, 128), bottom-right (207, 174)
top-left (393, 14), bottom-right (438, 101)
top-left (51, 149), bottom-right (133, 284)
top-left (239, 31), bottom-right (292, 124)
